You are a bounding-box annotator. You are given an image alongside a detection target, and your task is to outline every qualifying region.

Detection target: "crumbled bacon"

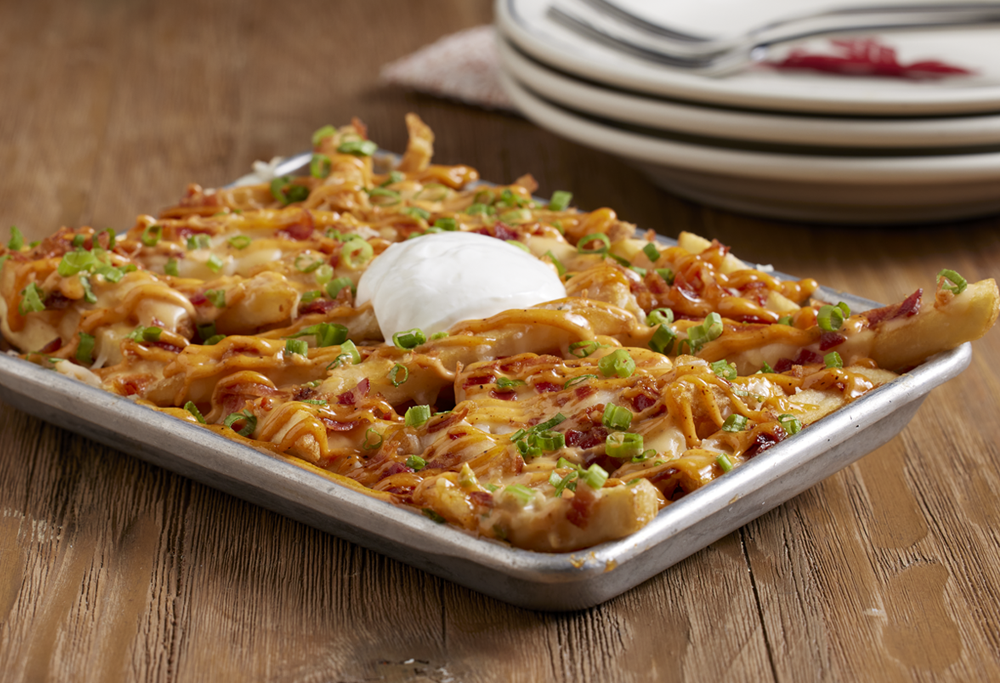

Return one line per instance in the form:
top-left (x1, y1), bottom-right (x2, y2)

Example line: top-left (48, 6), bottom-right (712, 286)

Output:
top-left (819, 331), bottom-right (847, 351)
top-left (631, 393), bottom-right (656, 412)
top-left (533, 381), bottom-right (561, 393)
top-left (864, 289), bottom-right (922, 326)
top-left (319, 417), bottom-right (359, 432)
top-left (337, 378), bottom-right (370, 406)
top-left (489, 390), bottom-right (517, 401)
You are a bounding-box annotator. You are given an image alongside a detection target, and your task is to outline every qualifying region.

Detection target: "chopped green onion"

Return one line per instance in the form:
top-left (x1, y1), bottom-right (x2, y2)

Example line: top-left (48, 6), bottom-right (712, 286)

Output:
top-left (643, 243), bottom-right (661, 262)
top-left (422, 509), bottom-right (446, 523)
top-left (285, 338), bottom-right (309, 356)
top-left (499, 209), bottom-right (532, 225)
top-left (141, 224), bottom-right (162, 247)
top-left (197, 322), bottom-right (216, 340)
top-left (602, 403), bottom-right (633, 431)
top-left (711, 359), bottom-right (737, 380)
top-left (716, 454), bottom-right (734, 473)
top-left (405, 405), bottom-right (432, 427)
top-left (57, 250), bottom-right (96, 276)
top-left (630, 265), bottom-right (647, 277)
top-left (80, 276), bottom-right (97, 304)
top-left (310, 153), bottom-right (332, 179)
top-left (301, 399), bottom-right (327, 406)
top-left (228, 235), bottom-right (251, 249)
top-left (563, 374), bottom-right (596, 389)
top-left (504, 484), bottom-right (535, 506)
top-left (649, 324), bottom-right (676, 355)
top-left (270, 176), bottom-right (309, 205)
top-left (368, 187), bottom-right (401, 206)
top-left (184, 401), bottom-right (206, 424)
top-left (722, 414), bottom-right (747, 432)
top-left (204, 334), bottom-right (226, 345)
top-left (294, 253), bottom-right (323, 273)
top-left (393, 328), bottom-right (426, 350)
top-left (608, 253), bottom-right (631, 268)
top-left (816, 304), bottom-right (850, 332)
top-left (548, 190), bottom-right (572, 211)
top-left (389, 363), bottom-right (409, 387)
top-left (432, 218), bottom-right (457, 231)
top-left (759, 361), bottom-right (774, 374)
top-left (340, 238), bottom-right (373, 269)
top-left (646, 308), bottom-right (674, 326)
top-left (406, 455), bottom-right (426, 471)
top-left (338, 139), bottom-right (378, 156)
top-left (598, 349), bottom-right (636, 378)
top-left (290, 322), bottom-right (348, 347)
top-left (95, 263), bottom-right (123, 283)
top-left (311, 124), bottom-right (336, 145)
top-left (569, 340), bottom-right (602, 358)
top-left (533, 430), bottom-right (565, 451)
top-left (224, 409), bottom-right (257, 437)
top-left (496, 377), bottom-right (525, 390)
top-left (824, 351), bottom-right (843, 368)
top-left (338, 339), bottom-right (361, 365)
top-left (72, 234), bottom-right (86, 248)
top-left (937, 268), bottom-right (968, 295)
top-left (466, 203), bottom-right (493, 216)
top-left (402, 206), bottom-right (431, 221)
top-left (577, 233), bottom-right (611, 255)
top-left (382, 170), bottom-right (404, 186)
top-left (544, 250), bottom-right (566, 276)
top-left (313, 263), bottom-right (334, 286)
top-left (581, 464), bottom-right (608, 490)
top-left (300, 290), bottom-right (322, 304)
top-left (206, 289), bottom-right (226, 308)
top-left (76, 332), bottom-right (95, 365)
top-left (551, 470), bottom-right (578, 497)
top-left (686, 312), bottom-right (723, 353)
top-left (430, 331), bottom-right (448, 340)
top-left (165, 258), bottom-right (179, 276)
top-left (326, 276), bottom-right (355, 299)
top-left (656, 268), bottom-right (675, 285)
top-left (186, 234), bottom-right (210, 250)
top-left (129, 326), bottom-right (162, 342)
top-left (361, 427), bottom-right (383, 450)
top-left (7, 226), bottom-right (24, 250)
top-left (777, 315), bottom-right (794, 326)
top-left (631, 449), bottom-right (655, 463)
top-left (206, 253), bottom-right (224, 273)
top-left (606, 432), bottom-right (644, 459)
top-left (778, 414), bottom-right (802, 435)
top-left (534, 413), bottom-right (567, 432)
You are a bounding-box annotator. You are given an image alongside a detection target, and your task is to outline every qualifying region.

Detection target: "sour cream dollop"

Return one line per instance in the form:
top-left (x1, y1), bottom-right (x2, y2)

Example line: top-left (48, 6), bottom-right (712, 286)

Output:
top-left (356, 232), bottom-right (567, 339)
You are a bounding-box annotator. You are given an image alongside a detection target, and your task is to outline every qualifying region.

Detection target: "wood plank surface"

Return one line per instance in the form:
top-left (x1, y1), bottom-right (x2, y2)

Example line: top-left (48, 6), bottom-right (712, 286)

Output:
top-left (1, 1), bottom-right (999, 681)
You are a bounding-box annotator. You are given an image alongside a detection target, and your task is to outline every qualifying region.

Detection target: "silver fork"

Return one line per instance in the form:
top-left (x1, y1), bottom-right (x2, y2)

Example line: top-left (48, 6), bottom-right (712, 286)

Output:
top-left (548, 0), bottom-right (1000, 76)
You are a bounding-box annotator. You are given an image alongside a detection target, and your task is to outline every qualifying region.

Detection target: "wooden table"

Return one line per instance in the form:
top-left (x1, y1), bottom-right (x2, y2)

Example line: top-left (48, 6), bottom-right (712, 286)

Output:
top-left (2, 1), bottom-right (999, 680)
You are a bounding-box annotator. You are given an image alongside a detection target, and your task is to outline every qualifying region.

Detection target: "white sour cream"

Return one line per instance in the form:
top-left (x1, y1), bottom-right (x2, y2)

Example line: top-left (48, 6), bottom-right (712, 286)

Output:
top-left (356, 232), bottom-right (567, 339)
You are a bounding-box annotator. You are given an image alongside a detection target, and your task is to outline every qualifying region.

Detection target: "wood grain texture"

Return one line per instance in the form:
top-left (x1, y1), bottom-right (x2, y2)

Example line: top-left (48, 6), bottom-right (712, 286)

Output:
top-left (1, 1), bottom-right (999, 681)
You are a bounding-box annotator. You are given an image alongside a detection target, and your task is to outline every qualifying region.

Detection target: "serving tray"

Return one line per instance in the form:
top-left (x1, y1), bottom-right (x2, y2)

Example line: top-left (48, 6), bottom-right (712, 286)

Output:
top-left (0, 159), bottom-right (972, 610)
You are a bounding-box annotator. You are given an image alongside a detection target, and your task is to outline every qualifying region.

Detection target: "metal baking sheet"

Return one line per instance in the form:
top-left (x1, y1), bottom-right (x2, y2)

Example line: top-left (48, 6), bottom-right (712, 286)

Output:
top-left (0, 157), bottom-right (974, 610)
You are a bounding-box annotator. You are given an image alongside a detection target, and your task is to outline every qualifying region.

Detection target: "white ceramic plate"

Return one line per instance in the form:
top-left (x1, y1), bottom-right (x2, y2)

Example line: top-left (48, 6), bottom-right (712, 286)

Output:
top-left (499, 70), bottom-right (1000, 223)
top-left (496, 0), bottom-right (1000, 116)
top-left (498, 37), bottom-right (1000, 150)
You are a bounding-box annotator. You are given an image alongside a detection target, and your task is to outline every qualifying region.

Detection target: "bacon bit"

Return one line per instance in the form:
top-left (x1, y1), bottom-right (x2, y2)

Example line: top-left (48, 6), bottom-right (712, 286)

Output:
top-left (566, 483), bottom-right (596, 529)
top-left (774, 348), bottom-right (823, 373)
top-left (864, 289), bottom-right (922, 326)
top-left (463, 374), bottom-right (495, 389)
top-left (277, 211), bottom-right (315, 240)
top-left (380, 462), bottom-right (411, 478)
top-left (771, 39), bottom-right (973, 79)
top-left (337, 377), bottom-right (370, 406)
top-left (293, 386), bottom-right (317, 401)
top-left (189, 291), bottom-right (208, 306)
top-left (318, 417), bottom-right (359, 432)
top-left (533, 381), bottom-right (561, 393)
top-left (819, 331), bottom-right (847, 351)
top-left (114, 376), bottom-right (151, 396)
top-left (469, 491), bottom-right (494, 509)
top-left (39, 337), bottom-right (63, 354)
top-left (492, 222), bottom-right (518, 242)
top-left (428, 408), bottom-right (466, 433)
top-left (631, 393), bottom-right (656, 412)
top-left (564, 425), bottom-right (609, 450)
top-left (646, 271), bottom-right (670, 294)
top-left (740, 281), bottom-right (770, 306)
top-left (299, 298), bottom-right (338, 315)
top-left (574, 384), bottom-right (596, 401)
top-left (448, 430), bottom-right (467, 440)
top-left (745, 427), bottom-right (785, 459)
top-left (489, 390), bottom-right (517, 401)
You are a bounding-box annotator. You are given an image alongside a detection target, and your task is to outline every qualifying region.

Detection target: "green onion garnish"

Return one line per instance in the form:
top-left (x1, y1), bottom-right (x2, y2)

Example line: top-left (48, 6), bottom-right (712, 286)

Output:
top-left (778, 414), bottom-right (802, 435)
top-left (543, 250), bottom-right (566, 276)
top-left (206, 289), bottom-right (226, 308)
top-left (326, 276), bottom-right (355, 299)
top-left (937, 268), bottom-right (968, 295)
top-left (204, 334), bottom-right (226, 345)
top-left (433, 218), bottom-right (457, 231)
top-left (563, 374), bottom-right (596, 389)
top-left (186, 234), bottom-right (210, 250)
top-left (340, 238), bottom-right (373, 269)
top-left (294, 254), bottom-right (323, 273)
top-left (711, 359), bottom-right (737, 380)
top-left (577, 233), bottom-right (611, 255)
top-left (423, 509), bottom-right (446, 523)
top-left (224, 409), bottom-right (257, 437)
top-left (310, 153), bottom-right (332, 179)
top-left (389, 363), bottom-right (409, 387)
top-left (548, 190), bottom-right (572, 211)
top-left (631, 449), bottom-right (655, 463)
top-left (270, 176), bottom-right (309, 205)
top-left (569, 339), bottom-right (601, 358)
top-left (816, 303), bottom-right (851, 332)
top-left (642, 243), bottom-right (661, 262)
top-left (533, 431), bottom-right (565, 451)
top-left (499, 209), bottom-right (532, 225)
top-left (716, 454), bottom-right (734, 473)
top-left (382, 170), bottom-right (404, 186)
top-left (338, 339), bottom-right (361, 365)
top-left (402, 206), bottom-right (431, 221)
top-left (165, 258), bottom-right (179, 276)
top-left (184, 401), bottom-right (206, 424)
top-left (759, 361), bottom-right (774, 374)
top-left (602, 403), bottom-right (633, 431)
top-left (337, 139), bottom-right (378, 156)
top-left (7, 226), bottom-right (24, 250)
top-left (361, 427), bottom-right (383, 450)
top-left (646, 308), bottom-right (673, 327)
top-left (228, 235), bottom-right (251, 249)
top-left (534, 413), bottom-right (568, 432)
top-left (406, 455), bottom-right (426, 471)
top-left (824, 351), bottom-right (843, 368)
top-left (496, 377), bottom-right (525, 390)
top-left (311, 124), bottom-right (336, 145)
top-left (550, 470), bottom-right (578, 497)
top-left (302, 399), bottom-right (327, 406)
top-left (581, 464), bottom-right (608, 490)
top-left (57, 250), bottom-right (96, 276)
top-left (141, 224), bottom-right (162, 247)
top-left (197, 322), bottom-right (216, 340)
top-left (722, 414), bottom-right (747, 432)
top-left (466, 203), bottom-right (493, 216)
top-left (649, 324), bottom-right (676, 355)
top-left (656, 268), bottom-right (675, 285)
top-left (76, 332), bottom-right (95, 365)
top-left (285, 339), bottom-right (309, 356)
top-left (289, 322), bottom-right (348, 347)
top-left (405, 405), bottom-right (431, 427)
top-left (80, 276), bottom-right (97, 304)
top-left (313, 264), bottom-right (334, 286)
top-left (206, 254), bottom-right (224, 273)
top-left (392, 328), bottom-right (426, 350)
top-left (598, 349), bottom-right (636, 378)
top-left (686, 312), bottom-right (723, 353)
top-left (504, 484), bottom-right (535, 506)
top-left (300, 290), bottom-right (321, 304)
top-left (606, 432), bottom-right (644, 459)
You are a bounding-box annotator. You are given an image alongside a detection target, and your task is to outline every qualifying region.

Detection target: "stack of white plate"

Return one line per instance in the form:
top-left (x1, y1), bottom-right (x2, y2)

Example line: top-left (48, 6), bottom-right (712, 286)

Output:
top-left (495, 0), bottom-right (1000, 224)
